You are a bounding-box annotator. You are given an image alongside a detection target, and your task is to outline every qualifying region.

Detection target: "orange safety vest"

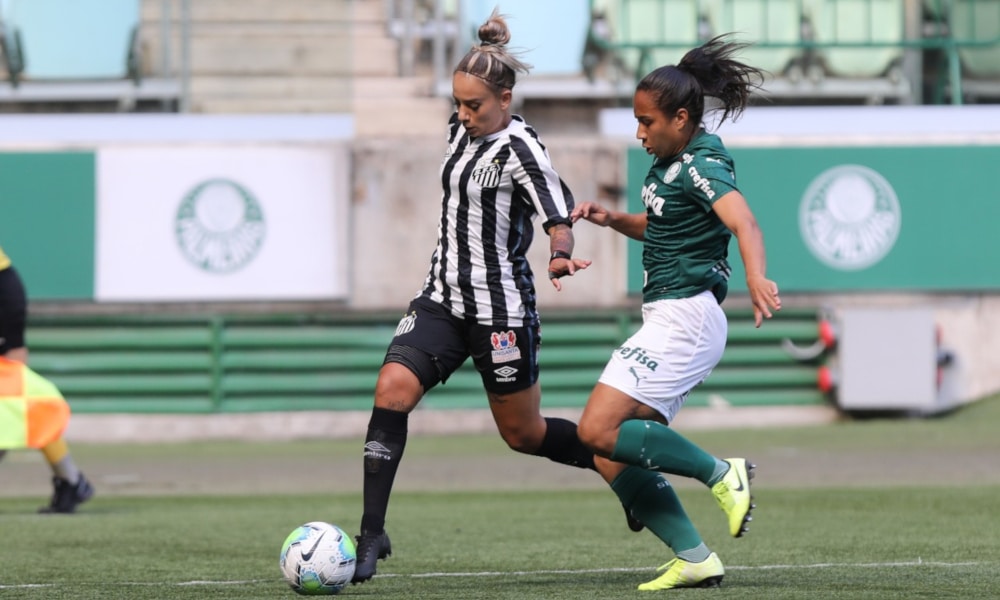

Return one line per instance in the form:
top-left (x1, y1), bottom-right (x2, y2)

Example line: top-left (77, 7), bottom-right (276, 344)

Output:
top-left (0, 357), bottom-right (70, 449)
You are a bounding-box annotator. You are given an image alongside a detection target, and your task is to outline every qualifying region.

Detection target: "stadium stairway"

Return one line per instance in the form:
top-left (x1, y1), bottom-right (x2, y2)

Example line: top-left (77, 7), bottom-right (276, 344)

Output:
top-left (26, 308), bottom-right (830, 415)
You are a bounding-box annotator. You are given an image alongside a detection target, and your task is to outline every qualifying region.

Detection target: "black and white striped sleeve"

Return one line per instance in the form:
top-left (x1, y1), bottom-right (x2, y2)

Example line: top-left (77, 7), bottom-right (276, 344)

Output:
top-left (508, 135), bottom-right (574, 233)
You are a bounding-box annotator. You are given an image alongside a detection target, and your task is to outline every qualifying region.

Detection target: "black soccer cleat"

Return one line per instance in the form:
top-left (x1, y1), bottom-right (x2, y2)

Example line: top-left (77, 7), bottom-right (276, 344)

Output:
top-left (623, 503), bottom-right (645, 533)
top-left (38, 473), bottom-right (95, 514)
top-left (352, 530), bottom-right (392, 584)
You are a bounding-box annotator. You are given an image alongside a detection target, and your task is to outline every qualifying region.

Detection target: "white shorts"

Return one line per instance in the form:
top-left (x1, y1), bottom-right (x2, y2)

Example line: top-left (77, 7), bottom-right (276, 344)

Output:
top-left (598, 290), bottom-right (727, 423)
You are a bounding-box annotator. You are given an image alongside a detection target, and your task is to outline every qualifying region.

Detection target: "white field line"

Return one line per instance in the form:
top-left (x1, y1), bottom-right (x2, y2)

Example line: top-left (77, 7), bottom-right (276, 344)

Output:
top-left (0, 560), bottom-right (986, 589)
top-left (399, 560), bottom-right (984, 578)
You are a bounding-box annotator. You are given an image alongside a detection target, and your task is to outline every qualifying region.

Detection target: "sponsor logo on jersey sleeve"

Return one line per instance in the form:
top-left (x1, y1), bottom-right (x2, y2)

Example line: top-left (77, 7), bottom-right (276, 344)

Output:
top-left (688, 165), bottom-right (717, 200)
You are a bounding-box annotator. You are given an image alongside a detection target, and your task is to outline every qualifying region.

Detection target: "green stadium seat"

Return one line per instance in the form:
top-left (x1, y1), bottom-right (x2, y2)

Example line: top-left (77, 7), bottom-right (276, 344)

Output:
top-left (701, 0), bottom-right (805, 76)
top-left (804, 0), bottom-right (906, 78)
top-left (590, 0), bottom-right (704, 78)
top-left (949, 0), bottom-right (1000, 77)
top-left (0, 0), bottom-right (140, 81)
top-left (0, 1), bottom-right (22, 83)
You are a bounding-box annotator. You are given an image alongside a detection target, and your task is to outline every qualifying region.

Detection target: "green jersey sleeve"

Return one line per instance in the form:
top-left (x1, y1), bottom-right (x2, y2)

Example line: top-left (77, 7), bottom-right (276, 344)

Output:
top-left (681, 151), bottom-right (739, 212)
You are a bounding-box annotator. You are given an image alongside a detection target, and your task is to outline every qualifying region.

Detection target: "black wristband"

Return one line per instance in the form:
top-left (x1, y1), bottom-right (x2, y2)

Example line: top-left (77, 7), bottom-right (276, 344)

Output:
top-left (550, 250), bottom-right (572, 262)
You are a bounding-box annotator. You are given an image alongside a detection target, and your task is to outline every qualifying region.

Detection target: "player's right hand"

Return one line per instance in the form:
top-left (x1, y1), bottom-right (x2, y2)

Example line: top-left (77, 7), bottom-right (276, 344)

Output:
top-left (571, 202), bottom-right (612, 227)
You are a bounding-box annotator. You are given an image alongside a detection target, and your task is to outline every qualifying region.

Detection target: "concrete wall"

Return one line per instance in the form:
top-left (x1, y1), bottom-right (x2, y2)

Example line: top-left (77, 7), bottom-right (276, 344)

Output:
top-left (139, 0), bottom-right (395, 113)
top-left (350, 134), bottom-right (633, 311)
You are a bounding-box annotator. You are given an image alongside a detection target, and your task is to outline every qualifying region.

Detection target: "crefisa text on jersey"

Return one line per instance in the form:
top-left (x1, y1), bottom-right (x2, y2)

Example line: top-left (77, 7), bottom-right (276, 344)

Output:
top-left (617, 346), bottom-right (660, 370)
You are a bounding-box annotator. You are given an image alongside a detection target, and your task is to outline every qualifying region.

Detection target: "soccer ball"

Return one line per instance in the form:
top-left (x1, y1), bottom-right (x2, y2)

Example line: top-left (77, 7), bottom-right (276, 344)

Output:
top-left (279, 521), bottom-right (357, 595)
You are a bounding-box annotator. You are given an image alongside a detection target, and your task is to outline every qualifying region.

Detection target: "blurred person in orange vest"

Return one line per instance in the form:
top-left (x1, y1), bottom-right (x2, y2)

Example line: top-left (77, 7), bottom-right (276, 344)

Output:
top-left (0, 245), bottom-right (94, 513)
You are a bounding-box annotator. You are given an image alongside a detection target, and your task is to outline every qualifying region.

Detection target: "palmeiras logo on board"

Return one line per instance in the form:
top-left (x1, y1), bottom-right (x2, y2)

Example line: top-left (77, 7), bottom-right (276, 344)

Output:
top-left (175, 178), bottom-right (266, 274)
top-left (799, 165), bottom-right (901, 271)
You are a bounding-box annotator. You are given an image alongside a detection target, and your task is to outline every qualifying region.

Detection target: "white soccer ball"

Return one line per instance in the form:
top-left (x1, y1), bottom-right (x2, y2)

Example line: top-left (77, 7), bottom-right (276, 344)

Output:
top-left (279, 521), bottom-right (357, 595)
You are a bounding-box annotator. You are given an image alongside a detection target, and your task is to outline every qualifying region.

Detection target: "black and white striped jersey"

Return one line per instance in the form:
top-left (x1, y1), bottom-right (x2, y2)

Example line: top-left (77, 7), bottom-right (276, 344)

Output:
top-left (416, 113), bottom-right (575, 327)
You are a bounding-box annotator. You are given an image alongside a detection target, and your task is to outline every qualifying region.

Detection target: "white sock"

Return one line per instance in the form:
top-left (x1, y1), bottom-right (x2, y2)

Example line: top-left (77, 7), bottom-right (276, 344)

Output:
top-left (52, 456), bottom-right (81, 484)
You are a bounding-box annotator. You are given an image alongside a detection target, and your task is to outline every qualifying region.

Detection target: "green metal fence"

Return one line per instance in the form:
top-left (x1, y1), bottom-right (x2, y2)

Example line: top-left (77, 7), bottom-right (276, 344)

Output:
top-left (26, 308), bottom-right (828, 414)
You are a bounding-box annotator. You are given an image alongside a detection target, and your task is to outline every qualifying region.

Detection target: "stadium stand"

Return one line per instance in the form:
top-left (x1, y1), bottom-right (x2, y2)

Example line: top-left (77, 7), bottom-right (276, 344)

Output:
top-left (804, 0), bottom-right (907, 78)
top-left (584, 0), bottom-right (919, 103)
top-left (0, 0), bottom-right (179, 109)
top-left (599, 0), bottom-right (705, 79)
top-left (701, 0), bottom-right (805, 78)
top-left (800, 0), bottom-right (914, 102)
top-left (3, 0), bottom-right (997, 115)
top-left (948, 0), bottom-right (1000, 101)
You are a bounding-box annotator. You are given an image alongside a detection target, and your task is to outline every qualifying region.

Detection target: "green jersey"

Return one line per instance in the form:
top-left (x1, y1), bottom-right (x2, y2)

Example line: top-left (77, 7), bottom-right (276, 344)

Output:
top-left (639, 129), bottom-right (738, 303)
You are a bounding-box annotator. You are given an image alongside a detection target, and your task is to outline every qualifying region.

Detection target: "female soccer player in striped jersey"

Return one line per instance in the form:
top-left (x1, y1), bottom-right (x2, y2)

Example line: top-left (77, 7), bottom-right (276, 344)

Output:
top-left (352, 10), bottom-right (601, 584)
top-left (573, 37), bottom-right (782, 591)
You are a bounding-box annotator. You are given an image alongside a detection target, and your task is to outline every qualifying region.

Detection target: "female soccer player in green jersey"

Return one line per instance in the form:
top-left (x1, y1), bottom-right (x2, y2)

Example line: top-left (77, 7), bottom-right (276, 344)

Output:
top-left (571, 36), bottom-right (782, 591)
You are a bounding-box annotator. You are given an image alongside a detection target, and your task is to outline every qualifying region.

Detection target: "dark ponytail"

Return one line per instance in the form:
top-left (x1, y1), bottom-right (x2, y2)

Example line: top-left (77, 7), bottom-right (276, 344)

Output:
top-left (637, 35), bottom-right (763, 128)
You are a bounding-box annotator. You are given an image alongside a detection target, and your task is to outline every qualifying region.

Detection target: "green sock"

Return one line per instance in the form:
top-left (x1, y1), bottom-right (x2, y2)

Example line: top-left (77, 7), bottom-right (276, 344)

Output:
top-left (676, 542), bottom-right (711, 563)
top-left (610, 420), bottom-right (724, 485)
top-left (610, 466), bottom-right (704, 554)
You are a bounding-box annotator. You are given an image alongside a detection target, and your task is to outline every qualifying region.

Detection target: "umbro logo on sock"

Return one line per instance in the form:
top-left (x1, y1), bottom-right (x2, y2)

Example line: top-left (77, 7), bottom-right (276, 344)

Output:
top-left (364, 441), bottom-right (392, 461)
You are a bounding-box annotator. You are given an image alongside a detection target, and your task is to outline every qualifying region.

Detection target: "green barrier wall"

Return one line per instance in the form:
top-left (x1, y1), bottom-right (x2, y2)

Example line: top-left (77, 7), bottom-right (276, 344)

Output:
top-left (27, 310), bottom-right (825, 413)
top-left (628, 145), bottom-right (1000, 293)
top-left (0, 152), bottom-right (96, 299)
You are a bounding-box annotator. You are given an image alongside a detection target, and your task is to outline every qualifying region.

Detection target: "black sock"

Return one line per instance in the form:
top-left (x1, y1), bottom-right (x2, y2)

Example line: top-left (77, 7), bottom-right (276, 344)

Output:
top-left (533, 417), bottom-right (596, 471)
top-left (360, 407), bottom-right (409, 534)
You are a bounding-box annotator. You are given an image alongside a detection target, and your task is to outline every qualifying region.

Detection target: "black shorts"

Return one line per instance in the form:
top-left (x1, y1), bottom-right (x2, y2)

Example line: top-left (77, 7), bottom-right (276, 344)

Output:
top-left (386, 296), bottom-right (540, 394)
top-left (0, 267), bottom-right (28, 354)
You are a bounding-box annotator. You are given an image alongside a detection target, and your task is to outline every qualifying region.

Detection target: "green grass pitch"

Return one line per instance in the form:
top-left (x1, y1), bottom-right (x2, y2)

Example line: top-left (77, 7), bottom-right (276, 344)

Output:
top-left (1, 395), bottom-right (999, 599)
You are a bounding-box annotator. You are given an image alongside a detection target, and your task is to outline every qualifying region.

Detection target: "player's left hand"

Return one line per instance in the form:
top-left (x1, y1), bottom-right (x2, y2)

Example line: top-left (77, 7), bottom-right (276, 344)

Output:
top-left (747, 274), bottom-right (781, 327)
top-left (548, 258), bottom-right (592, 291)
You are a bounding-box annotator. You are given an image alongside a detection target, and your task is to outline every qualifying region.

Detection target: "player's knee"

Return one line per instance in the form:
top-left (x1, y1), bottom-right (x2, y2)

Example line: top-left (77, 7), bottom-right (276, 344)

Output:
top-left (374, 355), bottom-right (431, 413)
top-left (577, 417), bottom-right (613, 456)
top-left (498, 423), bottom-right (544, 454)
top-left (501, 434), bottom-right (536, 454)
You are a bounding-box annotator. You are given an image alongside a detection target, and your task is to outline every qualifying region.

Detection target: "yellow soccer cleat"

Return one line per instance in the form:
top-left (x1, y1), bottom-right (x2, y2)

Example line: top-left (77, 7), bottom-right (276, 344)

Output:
top-left (637, 552), bottom-right (725, 591)
top-left (712, 458), bottom-right (756, 537)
